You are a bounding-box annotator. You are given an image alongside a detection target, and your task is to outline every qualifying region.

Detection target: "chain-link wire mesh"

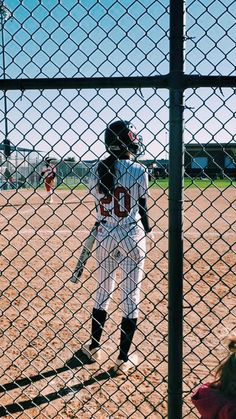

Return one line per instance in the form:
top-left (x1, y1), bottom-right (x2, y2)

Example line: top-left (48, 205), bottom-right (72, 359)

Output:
top-left (0, 1), bottom-right (235, 418)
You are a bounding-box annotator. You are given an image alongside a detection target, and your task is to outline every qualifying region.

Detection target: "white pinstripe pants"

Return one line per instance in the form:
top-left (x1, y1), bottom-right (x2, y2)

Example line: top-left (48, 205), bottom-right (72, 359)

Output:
top-left (94, 223), bottom-right (146, 318)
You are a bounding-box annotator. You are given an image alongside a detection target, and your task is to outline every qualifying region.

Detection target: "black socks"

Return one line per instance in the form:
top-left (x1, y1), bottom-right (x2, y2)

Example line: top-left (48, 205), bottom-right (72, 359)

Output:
top-left (90, 308), bottom-right (107, 350)
top-left (89, 310), bottom-right (137, 361)
top-left (118, 317), bottom-right (137, 362)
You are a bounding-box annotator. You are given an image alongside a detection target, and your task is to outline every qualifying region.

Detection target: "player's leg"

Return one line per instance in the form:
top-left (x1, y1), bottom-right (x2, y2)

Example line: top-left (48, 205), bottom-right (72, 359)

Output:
top-left (50, 179), bottom-right (55, 202)
top-left (114, 226), bottom-right (146, 373)
top-left (83, 232), bottom-right (118, 360)
top-left (48, 179), bottom-right (54, 203)
top-left (89, 308), bottom-right (108, 350)
top-left (118, 316), bottom-right (138, 361)
top-left (45, 177), bottom-right (54, 203)
top-left (45, 178), bottom-right (51, 202)
top-left (115, 256), bottom-right (144, 371)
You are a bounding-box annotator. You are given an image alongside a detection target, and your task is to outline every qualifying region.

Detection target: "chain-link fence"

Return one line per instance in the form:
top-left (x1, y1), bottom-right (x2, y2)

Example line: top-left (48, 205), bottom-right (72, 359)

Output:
top-left (0, 1), bottom-right (235, 418)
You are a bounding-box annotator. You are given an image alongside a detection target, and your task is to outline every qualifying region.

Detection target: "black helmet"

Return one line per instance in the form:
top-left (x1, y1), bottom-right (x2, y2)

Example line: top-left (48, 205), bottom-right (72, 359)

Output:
top-left (105, 120), bottom-right (144, 156)
top-left (45, 157), bottom-right (55, 163)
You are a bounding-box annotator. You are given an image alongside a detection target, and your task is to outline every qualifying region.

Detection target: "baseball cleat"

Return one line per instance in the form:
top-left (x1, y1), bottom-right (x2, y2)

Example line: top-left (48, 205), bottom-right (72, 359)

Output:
top-left (81, 344), bottom-right (101, 362)
top-left (113, 353), bottom-right (139, 375)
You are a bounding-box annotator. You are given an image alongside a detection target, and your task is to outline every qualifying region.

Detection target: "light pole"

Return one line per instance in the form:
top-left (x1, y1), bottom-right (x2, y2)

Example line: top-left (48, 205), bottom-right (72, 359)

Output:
top-left (0, 1), bottom-right (11, 188)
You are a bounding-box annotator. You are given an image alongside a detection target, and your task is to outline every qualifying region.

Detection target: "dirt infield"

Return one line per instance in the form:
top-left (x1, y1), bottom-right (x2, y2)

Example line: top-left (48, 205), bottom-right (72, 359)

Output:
top-left (0, 187), bottom-right (235, 418)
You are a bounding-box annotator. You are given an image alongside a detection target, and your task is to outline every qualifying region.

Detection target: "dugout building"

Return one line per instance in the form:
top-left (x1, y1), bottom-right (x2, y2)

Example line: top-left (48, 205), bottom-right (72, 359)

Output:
top-left (184, 142), bottom-right (236, 179)
top-left (0, 143), bottom-right (43, 189)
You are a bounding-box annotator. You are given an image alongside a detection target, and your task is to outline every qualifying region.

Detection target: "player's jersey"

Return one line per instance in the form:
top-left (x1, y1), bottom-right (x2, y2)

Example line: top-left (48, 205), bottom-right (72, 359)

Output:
top-left (90, 159), bottom-right (149, 226)
top-left (41, 164), bottom-right (56, 180)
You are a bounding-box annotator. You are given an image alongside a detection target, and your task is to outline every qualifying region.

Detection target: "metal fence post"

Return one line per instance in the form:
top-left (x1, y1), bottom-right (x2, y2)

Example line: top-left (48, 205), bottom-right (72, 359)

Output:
top-left (168, 0), bottom-right (185, 418)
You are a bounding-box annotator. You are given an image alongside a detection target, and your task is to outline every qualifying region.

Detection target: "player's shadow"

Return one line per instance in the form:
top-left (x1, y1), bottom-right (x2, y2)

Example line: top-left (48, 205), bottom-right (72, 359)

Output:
top-left (0, 350), bottom-right (117, 417)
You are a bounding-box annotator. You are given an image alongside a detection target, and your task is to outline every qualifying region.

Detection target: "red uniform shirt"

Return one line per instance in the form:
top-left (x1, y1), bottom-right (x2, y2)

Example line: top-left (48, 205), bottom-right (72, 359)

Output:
top-left (41, 163), bottom-right (56, 191)
top-left (192, 383), bottom-right (236, 419)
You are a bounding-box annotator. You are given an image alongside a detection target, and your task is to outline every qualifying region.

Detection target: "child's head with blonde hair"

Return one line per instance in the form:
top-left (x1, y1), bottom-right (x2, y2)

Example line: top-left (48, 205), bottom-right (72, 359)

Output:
top-left (211, 335), bottom-right (236, 397)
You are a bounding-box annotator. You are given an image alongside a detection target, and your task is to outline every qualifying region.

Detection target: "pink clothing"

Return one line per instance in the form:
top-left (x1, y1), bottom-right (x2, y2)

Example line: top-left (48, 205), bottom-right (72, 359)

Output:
top-left (191, 383), bottom-right (236, 419)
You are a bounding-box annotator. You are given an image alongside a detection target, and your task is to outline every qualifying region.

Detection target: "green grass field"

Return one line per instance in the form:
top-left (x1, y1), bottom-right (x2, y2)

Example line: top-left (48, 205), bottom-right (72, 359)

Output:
top-left (150, 178), bottom-right (236, 189)
top-left (55, 177), bottom-right (236, 190)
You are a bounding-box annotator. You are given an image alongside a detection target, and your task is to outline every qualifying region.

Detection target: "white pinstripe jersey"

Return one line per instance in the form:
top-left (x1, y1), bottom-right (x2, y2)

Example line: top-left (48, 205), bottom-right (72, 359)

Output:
top-left (89, 159), bottom-right (149, 226)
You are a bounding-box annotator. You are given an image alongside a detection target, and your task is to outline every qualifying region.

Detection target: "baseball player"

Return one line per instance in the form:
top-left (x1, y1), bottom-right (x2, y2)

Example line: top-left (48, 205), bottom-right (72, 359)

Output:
top-left (40, 158), bottom-right (56, 204)
top-left (80, 120), bottom-right (153, 374)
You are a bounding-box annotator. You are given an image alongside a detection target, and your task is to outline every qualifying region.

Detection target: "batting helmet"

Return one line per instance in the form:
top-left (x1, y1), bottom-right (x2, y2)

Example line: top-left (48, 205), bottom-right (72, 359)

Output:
top-left (105, 120), bottom-right (144, 156)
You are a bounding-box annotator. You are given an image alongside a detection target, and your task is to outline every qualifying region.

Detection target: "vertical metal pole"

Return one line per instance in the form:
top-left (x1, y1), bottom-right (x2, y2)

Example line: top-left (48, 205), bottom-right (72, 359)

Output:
top-left (0, 1), bottom-right (11, 186)
top-left (168, 1), bottom-right (186, 418)
top-left (1, 9), bottom-right (8, 138)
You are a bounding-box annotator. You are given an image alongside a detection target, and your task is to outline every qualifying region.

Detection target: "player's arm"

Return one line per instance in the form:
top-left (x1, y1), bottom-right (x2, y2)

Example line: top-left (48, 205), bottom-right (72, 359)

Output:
top-left (138, 167), bottom-right (152, 233)
top-left (138, 197), bottom-right (152, 233)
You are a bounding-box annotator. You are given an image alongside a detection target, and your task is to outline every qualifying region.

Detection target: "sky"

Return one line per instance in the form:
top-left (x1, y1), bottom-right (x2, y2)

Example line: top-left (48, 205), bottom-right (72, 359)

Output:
top-left (0, 0), bottom-right (236, 161)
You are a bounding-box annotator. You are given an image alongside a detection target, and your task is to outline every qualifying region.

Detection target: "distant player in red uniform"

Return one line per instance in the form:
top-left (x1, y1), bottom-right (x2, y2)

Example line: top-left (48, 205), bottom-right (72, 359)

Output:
top-left (192, 335), bottom-right (236, 418)
top-left (40, 158), bottom-right (56, 204)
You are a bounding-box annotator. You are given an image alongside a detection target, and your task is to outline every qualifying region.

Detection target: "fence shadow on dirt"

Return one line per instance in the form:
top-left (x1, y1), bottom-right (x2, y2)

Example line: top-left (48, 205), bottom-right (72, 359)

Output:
top-left (0, 354), bottom-right (117, 417)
